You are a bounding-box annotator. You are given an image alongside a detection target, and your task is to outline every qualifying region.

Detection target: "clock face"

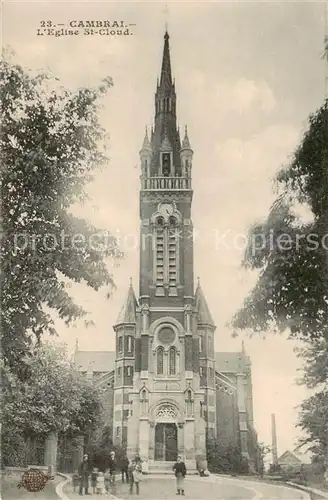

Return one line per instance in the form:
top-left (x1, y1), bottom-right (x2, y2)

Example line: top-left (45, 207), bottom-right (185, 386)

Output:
top-left (159, 203), bottom-right (173, 216)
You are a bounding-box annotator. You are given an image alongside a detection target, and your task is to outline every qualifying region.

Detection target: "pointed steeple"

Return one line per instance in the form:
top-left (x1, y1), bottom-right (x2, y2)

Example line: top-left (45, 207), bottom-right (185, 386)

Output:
top-left (116, 280), bottom-right (138, 324)
top-left (141, 126), bottom-right (151, 151)
top-left (148, 31), bottom-right (182, 178)
top-left (195, 280), bottom-right (215, 327)
top-left (181, 125), bottom-right (192, 150)
top-left (160, 31), bottom-right (172, 88)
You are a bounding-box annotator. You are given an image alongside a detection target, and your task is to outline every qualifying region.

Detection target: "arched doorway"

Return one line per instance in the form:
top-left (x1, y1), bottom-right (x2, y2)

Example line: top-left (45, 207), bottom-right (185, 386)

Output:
top-left (154, 423), bottom-right (178, 461)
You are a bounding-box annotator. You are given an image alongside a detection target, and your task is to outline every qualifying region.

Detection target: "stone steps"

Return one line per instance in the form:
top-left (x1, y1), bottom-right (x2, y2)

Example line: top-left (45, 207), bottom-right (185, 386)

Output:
top-left (148, 461), bottom-right (175, 475)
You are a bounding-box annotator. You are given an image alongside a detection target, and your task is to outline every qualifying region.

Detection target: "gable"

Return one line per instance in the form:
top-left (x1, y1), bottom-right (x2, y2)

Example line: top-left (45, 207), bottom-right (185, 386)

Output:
top-left (74, 350), bottom-right (116, 373)
top-left (278, 450), bottom-right (311, 465)
top-left (215, 352), bottom-right (250, 373)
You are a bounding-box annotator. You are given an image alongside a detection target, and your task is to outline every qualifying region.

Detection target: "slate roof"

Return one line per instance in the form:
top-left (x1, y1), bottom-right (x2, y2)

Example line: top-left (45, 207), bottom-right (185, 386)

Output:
top-left (195, 283), bottom-right (215, 327)
top-left (75, 350), bottom-right (248, 375)
top-left (74, 350), bottom-right (116, 373)
top-left (215, 352), bottom-right (251, 373)
top-left (278, 450), bottom-right (312, 465)
top-left (116, 284), bottom-right (138, 324)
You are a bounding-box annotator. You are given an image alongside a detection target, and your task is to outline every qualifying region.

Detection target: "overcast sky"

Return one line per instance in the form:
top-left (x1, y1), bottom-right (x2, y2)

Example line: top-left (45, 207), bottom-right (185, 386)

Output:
top-left (4, 0), bottom-right (327, 458)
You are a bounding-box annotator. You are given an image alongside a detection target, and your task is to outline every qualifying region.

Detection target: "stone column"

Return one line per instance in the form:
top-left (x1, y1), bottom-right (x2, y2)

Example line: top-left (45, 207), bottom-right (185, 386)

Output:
top-left (194, 396), bottom-right (207, 472)
top-left (44, 431), bottom-right (58, 475)
top-left (237, 373), bottom-right (249, 459)
top-left (127, 396), bottom-right (139, 460)
top-left (184, 421), bottom-right (195, 463)
top-left (139, 419), bottom-right (149, 473)
top-left (149, 422), bottom-right (155, 461)
top-left (177, 423), bottom-right (185, 456)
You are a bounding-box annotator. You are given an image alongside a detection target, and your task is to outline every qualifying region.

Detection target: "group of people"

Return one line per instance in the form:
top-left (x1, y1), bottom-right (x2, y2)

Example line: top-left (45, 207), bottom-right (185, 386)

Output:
top-left (74, 451), bottom-right (143, 496)
top-left (74, 452), bottom-right (188, 496)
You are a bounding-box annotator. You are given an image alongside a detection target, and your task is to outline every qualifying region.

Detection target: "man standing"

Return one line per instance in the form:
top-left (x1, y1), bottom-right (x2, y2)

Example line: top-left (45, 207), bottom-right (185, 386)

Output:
top-left (78, 454), bottom-right (91, 496)
top-left (173, 455), bottom-right (187, 496)
top-left (120, 453), bottom-right (129, 483)
top-left (108, 451), bottom-right (117, 490)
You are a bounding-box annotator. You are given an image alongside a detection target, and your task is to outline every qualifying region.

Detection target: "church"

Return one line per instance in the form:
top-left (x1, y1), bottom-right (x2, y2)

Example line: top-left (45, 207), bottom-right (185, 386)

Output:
top-left (75, 31), bottom-right (258, 473)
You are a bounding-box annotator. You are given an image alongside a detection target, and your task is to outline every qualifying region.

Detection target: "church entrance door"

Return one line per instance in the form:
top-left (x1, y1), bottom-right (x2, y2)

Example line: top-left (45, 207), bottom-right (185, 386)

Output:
top-left (154, 423), bottom-right (178, 461)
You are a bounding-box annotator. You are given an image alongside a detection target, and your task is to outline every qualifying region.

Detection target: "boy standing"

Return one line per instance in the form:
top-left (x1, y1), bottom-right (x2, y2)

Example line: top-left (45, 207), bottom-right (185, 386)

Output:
top-left (91, 467), bottom-right (98, 494)
top-left (173, 455), bottom-right (187, 496)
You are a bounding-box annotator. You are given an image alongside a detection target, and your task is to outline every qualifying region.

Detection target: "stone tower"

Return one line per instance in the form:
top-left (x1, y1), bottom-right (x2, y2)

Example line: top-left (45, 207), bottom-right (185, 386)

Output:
top-left (112, 31), bottom-right (210, 472)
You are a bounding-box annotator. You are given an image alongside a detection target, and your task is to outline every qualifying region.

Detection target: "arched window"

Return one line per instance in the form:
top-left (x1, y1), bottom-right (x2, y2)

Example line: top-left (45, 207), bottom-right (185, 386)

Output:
top-left (157, 347), bottom-right (164, 375)
top-left (153, 213), bottom-right (180, 290)
top-left (208, 336), bottom-right (212, 356)
top-left (199, 335), bottom-right (205, 353)
top-left (127, 335), bottom-right (133, 353)
top-left (155, 217), bottom-right (164, 286)
top-left (169, 347), bottom-right (176, 375)
top-left (168, 217), bottom-right (177, 287)
top-left (162, 153), bottom-right (171, 176)
top-left (186, 389), bottom-right (193, 417)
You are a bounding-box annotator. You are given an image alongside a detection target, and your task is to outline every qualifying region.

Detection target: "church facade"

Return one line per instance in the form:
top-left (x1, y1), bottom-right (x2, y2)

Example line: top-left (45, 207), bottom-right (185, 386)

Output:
top-left (75, 32), bottom-right (258, 473)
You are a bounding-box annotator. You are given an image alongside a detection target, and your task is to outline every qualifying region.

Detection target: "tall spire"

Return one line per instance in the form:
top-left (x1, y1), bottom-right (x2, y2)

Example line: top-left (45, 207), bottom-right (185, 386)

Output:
top-left (160, 31), bottom-right (172, 88)
top-left (151, 30), bottom-right (180, 177)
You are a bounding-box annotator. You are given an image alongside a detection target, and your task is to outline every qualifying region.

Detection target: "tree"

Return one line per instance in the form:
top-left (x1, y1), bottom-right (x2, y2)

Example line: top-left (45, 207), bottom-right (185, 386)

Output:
top-left (206, 440), bottom-right (246, 474)
top-left (232, 100), bottom-right (328, 342)
top-left (257, 442), bottom-right (271, 478)
top-left (297, 390), bottom-right (328, 460)
top-left (85, 426), bottom-right (126, 471)
top-left (296, 339), bottom-right (328, 467)
top-left (0, 55), bottom-right (122, 374)
top-left (1, 341), bottom-right (102, 465)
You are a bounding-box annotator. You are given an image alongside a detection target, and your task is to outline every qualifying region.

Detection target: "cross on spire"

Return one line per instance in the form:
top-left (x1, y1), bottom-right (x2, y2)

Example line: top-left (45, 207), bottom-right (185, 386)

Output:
top-left (163, 3), bottom-right (169, 32)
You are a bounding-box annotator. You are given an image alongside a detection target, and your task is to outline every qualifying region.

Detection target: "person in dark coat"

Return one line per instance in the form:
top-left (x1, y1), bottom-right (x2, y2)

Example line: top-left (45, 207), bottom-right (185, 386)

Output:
top-left (120, 453), bottom-right (129, 483)
top-left (108, 451), bottom-right (117, 489)
top-left (78, 454), bottom-right (91, 496)
top-left (173, 455), bottom-right (187, 495)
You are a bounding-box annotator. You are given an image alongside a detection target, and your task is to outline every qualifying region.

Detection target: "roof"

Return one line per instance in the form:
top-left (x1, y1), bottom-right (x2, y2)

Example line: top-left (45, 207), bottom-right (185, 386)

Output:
top-left (74, 351), bottom-right (116, 373)
top-left (215, 352), bottom-right (250, 373)
top-left (181, 126), bottom-right (192, 150)
top-left (141, 127), bottom-right (151, 151)
top-left (278, 450), bottom-right (312, 465)
top-left (195, 283), bottom-right (215, 327)
top-left (160, 31), bottom-right (172, 88)
top-left (75, 350), bottom-right (248, 375)
top-left (116, 284), bottom-right (138, 324)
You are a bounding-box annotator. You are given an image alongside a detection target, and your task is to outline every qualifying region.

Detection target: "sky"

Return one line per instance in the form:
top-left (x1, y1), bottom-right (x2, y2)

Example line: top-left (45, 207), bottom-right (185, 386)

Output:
top-left (3, 0), bottom-right (327, 458)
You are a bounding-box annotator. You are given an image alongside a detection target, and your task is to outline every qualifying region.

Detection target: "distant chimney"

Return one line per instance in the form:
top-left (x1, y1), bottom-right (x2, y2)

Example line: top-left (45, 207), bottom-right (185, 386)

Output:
top-left (271, 413), bottom-right (278, 465)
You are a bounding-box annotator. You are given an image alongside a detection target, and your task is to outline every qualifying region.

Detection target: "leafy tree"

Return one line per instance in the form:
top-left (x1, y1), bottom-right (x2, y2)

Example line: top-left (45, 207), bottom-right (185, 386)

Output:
top-left (296, 339), bottom-right (328, 466)
top-left (206, 440), bottom-right (247, 474)
top-left (1, 341), bottom-right (102, 465)
top-left (0, 55), bottom-right (122, 374)
top-left (232, 101), bottom-right (328, 342)
top-left (297, 390), bottom-right (328, 460)
top-left (257, 442), bottom-right (271, 478)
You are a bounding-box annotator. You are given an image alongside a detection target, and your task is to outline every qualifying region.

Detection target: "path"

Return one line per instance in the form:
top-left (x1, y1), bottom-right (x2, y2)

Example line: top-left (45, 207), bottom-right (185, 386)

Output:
top-left (64, 474), bottom-right (311, 500)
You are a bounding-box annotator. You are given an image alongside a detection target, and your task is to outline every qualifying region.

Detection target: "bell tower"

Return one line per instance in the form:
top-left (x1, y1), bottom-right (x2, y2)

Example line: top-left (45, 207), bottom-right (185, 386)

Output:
top-left (125, 31), bottom-right (208, 473)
